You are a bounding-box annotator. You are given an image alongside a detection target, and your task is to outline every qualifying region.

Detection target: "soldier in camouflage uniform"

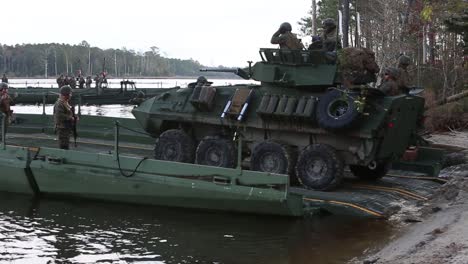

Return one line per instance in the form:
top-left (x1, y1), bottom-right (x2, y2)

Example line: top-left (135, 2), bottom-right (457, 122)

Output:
top-left (397, 55), bottom-right (412, 94)
top-left (78, 75), bottom-right (85, 89)
top-left (309, 18), bottom-right (338, 52)
top-left (271, 22), bottom-right (304, 50)
top-left (56, 74), bottom-right (65, 88)
top-left (54, 85), bottom-right (75, 149)
top-left (94, 74), bottom-right (100, 89)
top-left (379, 67), bottom-right (400, 96)
top-left (195, 76), bottom-right (212, 87)
top-left (188, 76), bottom-right (213, 89)
top-left (0, 82), bottom-right (14, 139)
top-left (85, 76), bottom-right (92, 88)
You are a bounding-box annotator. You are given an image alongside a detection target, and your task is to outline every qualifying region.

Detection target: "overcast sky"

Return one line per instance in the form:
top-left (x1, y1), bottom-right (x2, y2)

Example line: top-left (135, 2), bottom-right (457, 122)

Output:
top-left (2, 0), bottom-right (311, 67)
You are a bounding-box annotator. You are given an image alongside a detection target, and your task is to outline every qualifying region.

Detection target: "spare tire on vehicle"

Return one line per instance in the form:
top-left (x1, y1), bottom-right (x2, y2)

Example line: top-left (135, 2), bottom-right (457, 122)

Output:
top-left (316, 89), bottom-right (360, 130)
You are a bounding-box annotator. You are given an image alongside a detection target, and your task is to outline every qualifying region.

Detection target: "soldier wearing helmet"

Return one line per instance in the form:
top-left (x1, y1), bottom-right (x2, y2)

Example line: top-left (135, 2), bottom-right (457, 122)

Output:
top-left (397, 55), bottom-right (412, 93)
top-left (379, 67), bottom-right (401, 96)
top-left (0, 82), bottom-right (14, 139)
top-left (270, 22), bottom-right (304, 50)
top-left (196, 76), bottom-right (212, 87)
top-left (188, 75), bottom-right (213, 89)
top-left (54, 85), bottom-right (76, 149)
top-left (309, 18), bottom-right (338, 52)
top-left (57, 74), bottom-right (65, 88)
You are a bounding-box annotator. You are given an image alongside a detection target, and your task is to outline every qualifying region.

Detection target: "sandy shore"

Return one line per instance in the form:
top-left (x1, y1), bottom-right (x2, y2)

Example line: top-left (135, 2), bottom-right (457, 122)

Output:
top-left (351, 132), bottom-right (468, 264)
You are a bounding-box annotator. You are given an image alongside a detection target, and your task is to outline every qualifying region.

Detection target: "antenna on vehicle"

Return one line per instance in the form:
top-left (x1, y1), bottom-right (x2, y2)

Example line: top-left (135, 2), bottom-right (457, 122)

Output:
top-left (338, 10), bottom-right (343, 49)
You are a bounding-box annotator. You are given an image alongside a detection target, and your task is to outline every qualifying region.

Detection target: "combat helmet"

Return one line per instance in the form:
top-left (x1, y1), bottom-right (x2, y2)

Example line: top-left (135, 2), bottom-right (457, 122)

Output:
top-left (59, 85), bottom-right (72, 96)
top-left (0, 82), bottom-right (8, 90)
top-left (279, 22), bottom-right (292, 33)
top-left (398, 55), bottom-right (411, 66)
top-left (322, 18), bottom-right (336, 29)
top-left (197, 76), bottom-right (208, 84)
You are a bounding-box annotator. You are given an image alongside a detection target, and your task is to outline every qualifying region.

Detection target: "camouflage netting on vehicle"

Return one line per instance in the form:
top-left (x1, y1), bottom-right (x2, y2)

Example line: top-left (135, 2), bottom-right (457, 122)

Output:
top-left (337, 47), bottom-right (380, 85)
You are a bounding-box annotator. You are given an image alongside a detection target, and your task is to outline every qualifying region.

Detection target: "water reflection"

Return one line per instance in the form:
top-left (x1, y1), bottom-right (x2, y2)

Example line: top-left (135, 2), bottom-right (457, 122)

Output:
top-left (14, 104), bottom-right (135, 118)
top-left (0, 193), bottom-right (394, 264)
top-left (8, 78), bottom-right (256, 89)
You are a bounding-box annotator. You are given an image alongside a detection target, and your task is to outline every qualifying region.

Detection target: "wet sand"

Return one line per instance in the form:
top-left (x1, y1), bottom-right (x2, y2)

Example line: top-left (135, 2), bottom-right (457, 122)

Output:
top-left (352, 131), bottom-right (468, 264)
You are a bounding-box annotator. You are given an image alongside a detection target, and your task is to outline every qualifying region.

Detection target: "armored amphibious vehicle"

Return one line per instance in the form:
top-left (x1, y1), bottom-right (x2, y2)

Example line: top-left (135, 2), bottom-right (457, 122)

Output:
top-left (132, 48), bottom-right (426, 191)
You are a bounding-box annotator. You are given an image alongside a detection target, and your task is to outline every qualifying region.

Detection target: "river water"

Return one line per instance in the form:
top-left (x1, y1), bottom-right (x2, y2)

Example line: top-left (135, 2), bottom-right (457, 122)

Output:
top-left (11, 78), bottom-right (256, 118)
top-left (0, 193), bottom-right (393, 264)
top-left (3, 78), bottom-right (394, 264)
top-left (7, 78), bottom-right (255, 89)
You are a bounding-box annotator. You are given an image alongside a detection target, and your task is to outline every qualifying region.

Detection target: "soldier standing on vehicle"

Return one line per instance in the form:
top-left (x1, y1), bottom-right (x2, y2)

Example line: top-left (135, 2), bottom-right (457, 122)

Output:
top-left (309, 18), bottom-right (338, 52)
top-left (397, 55), bottom-right (412, 94)
top-left (0, 82), bottom-right (14, 139)
top-left (54, 85), bottom-right (75, 150)
top-left (197, 76), bottom-right (210, 86)
top-left (379, 67), bottom-right (400, 96)
top-left (270, 22), bottom-right (304, 50)
top-left (2, 74), bottom-right (8, 83)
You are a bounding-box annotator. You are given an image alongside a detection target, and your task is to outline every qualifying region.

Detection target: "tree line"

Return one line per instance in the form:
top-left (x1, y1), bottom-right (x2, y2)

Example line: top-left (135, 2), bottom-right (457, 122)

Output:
top-left (299, 0), bottom-right (467, 98)
top-left (0, 41), bottom-right (207, 78)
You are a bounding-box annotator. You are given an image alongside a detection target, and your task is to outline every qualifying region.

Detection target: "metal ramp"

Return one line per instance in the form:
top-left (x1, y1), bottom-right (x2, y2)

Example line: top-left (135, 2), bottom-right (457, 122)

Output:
top-left (291, 172), bottom-right (445, 218)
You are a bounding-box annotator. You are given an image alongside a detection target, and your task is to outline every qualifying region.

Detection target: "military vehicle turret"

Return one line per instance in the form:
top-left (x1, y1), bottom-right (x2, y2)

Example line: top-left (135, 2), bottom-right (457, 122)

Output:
top-left (132, 48), bottom-right (425, 191)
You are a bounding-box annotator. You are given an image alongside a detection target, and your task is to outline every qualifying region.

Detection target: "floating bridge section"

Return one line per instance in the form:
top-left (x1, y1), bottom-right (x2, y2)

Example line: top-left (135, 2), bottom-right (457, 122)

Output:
top-left (0, 114), bottom-right (445, 218)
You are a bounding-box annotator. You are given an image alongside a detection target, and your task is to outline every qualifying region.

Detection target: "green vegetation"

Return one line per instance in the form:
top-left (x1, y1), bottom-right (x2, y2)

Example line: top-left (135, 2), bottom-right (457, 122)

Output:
top-left (0, 41), bottom-right (206, 78)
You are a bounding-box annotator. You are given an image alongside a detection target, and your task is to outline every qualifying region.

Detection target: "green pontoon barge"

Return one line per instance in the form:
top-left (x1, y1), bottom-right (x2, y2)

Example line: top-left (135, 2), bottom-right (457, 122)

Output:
top-left (0, 113), bottom-right (445, 218)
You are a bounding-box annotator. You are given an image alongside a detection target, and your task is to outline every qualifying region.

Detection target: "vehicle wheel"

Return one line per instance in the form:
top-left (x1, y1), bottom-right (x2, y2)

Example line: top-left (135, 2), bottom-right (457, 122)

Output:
top-left (154, 129), bottom-right (195, 163)
top-left (316, 90), bottom-right (360, 130)
top-left (250, 141), bottom-right (296, 175)
top-left (349, 161), bottom-right (390, 180)
top-left (195, 136), bottom-right (237, 168)
top-left (295, 144), bottom-right (344, 191)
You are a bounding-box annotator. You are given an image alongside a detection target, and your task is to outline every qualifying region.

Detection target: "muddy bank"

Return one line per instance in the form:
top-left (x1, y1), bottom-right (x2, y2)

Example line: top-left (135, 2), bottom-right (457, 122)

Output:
top-left (351, 132), bottom-right (468, 264)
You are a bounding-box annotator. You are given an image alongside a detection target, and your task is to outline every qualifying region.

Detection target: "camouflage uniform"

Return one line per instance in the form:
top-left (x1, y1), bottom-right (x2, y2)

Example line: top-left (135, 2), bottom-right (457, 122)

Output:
top-left (54, 86), bottom-right (74, 149)
top-left (69, 76), bottom-right (77, 89)
top-left (397, 55), bottom-right (411, 94)
top-left (271, 22), bottom-right (304, 50)
top-left (94, 75), bottom-right (100, 89)
top-left (85, 76), bottom-right (92, 88)
top-left (78, 76), bottom-right (85, 89)
top-left (379, 67), bottom-right (400, 96)
top-left (0, 94), bottom-right (13, 120)
top-left (321, 27), bottom-right (337, 52)
top-left (57, 75), bottom-right (65, 88)
top-left (0, 84), bottom-right (13, 138)
top-left (309, 18), bottom-right (338, 52)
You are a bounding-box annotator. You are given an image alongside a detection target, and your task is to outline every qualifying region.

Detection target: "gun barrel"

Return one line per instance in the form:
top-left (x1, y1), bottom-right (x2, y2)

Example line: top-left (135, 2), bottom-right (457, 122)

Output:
top-left (200, 68), bottom-right (238, 73)
top-left (200, 68), bottom-right (250, 80)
